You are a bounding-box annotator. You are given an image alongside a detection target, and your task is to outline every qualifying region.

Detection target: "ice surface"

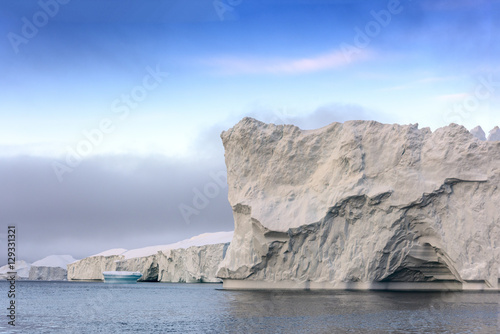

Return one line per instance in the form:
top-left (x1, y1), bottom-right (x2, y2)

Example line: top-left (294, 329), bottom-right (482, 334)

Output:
top-left (217, 118), bottom-right (500, 291)
top-left (90, 248), bottom-right (128, 257)
top-left (0, 260), bottom-right (31, 279)
top-left (487, 126), bottom-right (500, 141)
top-left (121, 231), bottom-right (233, 260)
top-left (31, 255), bottom-right (77, 269)
top-left (68, 231), bottom-right (233, 282)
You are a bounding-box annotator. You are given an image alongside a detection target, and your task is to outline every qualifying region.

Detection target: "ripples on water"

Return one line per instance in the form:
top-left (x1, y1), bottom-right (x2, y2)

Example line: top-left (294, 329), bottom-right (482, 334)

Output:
top-left (0, 281), bottom-right (498, 333)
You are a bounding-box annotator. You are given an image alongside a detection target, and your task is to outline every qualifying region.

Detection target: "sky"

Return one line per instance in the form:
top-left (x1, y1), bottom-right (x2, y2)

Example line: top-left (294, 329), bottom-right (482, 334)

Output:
top-left (1, 0), bottom-right (499, 264)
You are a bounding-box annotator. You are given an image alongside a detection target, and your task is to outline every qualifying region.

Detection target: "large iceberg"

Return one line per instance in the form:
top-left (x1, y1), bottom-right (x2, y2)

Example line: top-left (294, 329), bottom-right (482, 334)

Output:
top-left (68, 231), bottom-right (233, 282)
top-left (67, 249), bottom-right (126, 281)
top-left (29, 255), bottom-right (77, 281)
top-left (217, 118), bottom-right (500, 291)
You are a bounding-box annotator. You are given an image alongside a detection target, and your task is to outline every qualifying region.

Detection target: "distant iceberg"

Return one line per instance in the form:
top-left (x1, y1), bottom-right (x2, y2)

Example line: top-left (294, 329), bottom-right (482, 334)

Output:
top-left (29, 255), bottom-right (77, 281)
top-left (68, 231), bottom-right (233, 282)
top-left (470, 126), bottom-right (486, 141)
top-left (469, 125), bottom-right (500, 141)
top-left (0, 260), bottom-right (31, 280)
top-left (488, 126), bottom-right (500, 141)
top-left (102, 271), bottom-right (142, 283)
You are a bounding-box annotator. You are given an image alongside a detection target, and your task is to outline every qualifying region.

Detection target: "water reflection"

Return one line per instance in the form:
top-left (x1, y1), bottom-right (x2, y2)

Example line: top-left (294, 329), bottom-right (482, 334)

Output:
top-left (7, 282), bottom-right (500, 334)
top-left (216, 289), bottom-right (500, 333)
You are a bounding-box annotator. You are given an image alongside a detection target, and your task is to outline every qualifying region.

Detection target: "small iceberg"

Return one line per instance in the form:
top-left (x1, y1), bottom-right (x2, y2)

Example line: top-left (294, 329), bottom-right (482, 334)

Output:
top-left (102, 271), bottom-right (142, 283)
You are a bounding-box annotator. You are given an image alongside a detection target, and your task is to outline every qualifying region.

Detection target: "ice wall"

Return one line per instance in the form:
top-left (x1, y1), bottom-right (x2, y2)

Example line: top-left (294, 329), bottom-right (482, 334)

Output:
top-left (217, 118), bottom-right (500, 290)
top-left (29, 255), bottom-right (77, 280)
top-left (0, 261), bottom-right (31, 280)
top-left (158, 243), bottom-right (229, 283)
top-left (67, 253), bottom-right (124, 281)
top-left (68, 232), bottom-right (232, 282)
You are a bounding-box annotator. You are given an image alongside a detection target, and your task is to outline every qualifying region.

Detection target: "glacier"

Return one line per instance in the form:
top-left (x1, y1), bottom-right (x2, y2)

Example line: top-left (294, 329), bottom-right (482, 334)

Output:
top-left (29, 255), bottom-right (77, 281)
top-left (217, 118), bottom-right (500, 291)
top-left (68, 231), bottom-right (232, 282)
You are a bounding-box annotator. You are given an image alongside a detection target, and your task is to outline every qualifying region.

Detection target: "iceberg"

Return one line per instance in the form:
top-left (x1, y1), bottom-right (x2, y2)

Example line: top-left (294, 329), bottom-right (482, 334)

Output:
top-left (217, 118), bottom-right (500, 291)
top-left (67, 249), bottom-right (126, 281)
top-left (470, 126), bottom-right (486, 141)
top-left (0, 260), bottom-right (31, 280)
top-left (68, 231), bottom-right (233, 282)
top-left (157, 243), bottom-right (229, 283)
top-left (29, 255), bottom-right (77, 281)
top-left (488, 126), bottom-right (500, 141)
top-left (102, 271), bottom-right (142, 283)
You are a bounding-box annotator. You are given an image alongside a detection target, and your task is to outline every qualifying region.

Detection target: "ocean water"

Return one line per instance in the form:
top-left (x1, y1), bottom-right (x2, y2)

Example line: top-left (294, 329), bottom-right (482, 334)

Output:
top-left (1, 281), bottom-right (499, 333)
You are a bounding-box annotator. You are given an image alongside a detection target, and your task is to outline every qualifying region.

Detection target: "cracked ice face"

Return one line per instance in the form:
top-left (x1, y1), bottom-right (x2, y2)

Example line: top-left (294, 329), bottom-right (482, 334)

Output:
top-left (217, 118), bottom-right (500, 290)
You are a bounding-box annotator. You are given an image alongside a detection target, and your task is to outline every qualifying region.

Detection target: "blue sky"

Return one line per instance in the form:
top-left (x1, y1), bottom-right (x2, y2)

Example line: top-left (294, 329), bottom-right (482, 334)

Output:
top-left (2, 0), bottom-right (499, 157)
top-left (1, 0), bottom-right (499, 262)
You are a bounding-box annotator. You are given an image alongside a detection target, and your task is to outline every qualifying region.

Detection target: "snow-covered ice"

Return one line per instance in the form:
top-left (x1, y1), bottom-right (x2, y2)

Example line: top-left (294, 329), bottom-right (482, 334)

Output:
top-left (31, 255), bottom-right (77, 268)
top-left (0, 260), bottom-right (31, 279)
top-left (29, 255), bottom-right (77, 280)
top-left (68, 231), bottom-right (233, 282)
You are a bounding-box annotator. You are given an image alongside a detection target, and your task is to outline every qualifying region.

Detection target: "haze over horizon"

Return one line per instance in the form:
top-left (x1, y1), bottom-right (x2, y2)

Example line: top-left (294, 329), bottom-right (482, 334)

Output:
top-left (1, 0), bottom-right (499, 264)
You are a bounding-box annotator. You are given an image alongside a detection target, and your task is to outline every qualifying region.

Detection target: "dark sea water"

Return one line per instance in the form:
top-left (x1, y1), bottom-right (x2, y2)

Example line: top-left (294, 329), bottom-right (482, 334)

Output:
top-left (0, 281), bottom-right (499, 333)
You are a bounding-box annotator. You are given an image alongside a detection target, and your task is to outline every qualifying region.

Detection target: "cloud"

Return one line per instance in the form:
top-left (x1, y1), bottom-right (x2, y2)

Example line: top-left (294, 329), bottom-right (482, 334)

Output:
top-left (245, 103), bottom-right (389, 129)
top-left (205, 49), bottom-right (373, 75)
top-left (190, 103), bottom-right (387, 160)
top-left (420, 0), bottom-right (492, 11)
top-left (414, 76), bottom-right (461, 84)
top-left (0, 103), bottom-right (391, 265)
top-left (435, 93), bottom-right (468, 102)
top-left (382, 76), bottom-right (462, 92)
top-left (0, 154), bottom-right (233, 264)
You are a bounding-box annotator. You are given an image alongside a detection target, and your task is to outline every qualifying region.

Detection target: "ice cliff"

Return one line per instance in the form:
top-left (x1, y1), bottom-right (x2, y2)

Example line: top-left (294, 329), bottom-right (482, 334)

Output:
top-left (217, 118), bottom-right (500, 291)
top-left (29, 255), bottom-right (77, 281)
top-left (68, 232), bottom-right (232, 282)
top-left (157, 243), bottom-right (229, 283)
top-left (67, 249), bottom-right (126, 281)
